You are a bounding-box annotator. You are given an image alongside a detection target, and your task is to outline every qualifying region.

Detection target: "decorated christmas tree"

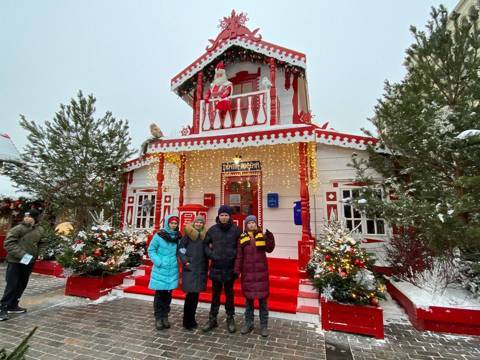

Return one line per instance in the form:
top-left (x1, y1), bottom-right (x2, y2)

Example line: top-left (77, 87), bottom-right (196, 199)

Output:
top-left (57, 212), bottom-right (147, 276)
top-left (307, 222), bottom-right (386, 305)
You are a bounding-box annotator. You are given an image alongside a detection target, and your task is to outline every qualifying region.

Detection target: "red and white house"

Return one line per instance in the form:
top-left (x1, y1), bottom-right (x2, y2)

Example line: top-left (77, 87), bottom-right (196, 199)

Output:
top-left (119, 11), bottom-right (389, 314)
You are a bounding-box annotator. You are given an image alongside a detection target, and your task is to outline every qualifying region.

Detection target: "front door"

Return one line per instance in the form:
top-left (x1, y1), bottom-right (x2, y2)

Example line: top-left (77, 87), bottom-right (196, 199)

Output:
top-left (223, 175), bottom-right (259, 231)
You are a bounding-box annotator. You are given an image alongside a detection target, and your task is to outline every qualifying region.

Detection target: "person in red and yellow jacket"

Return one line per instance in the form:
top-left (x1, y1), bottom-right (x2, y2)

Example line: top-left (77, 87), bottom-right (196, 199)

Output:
top-left (234, 215), bottom-right (275, 337)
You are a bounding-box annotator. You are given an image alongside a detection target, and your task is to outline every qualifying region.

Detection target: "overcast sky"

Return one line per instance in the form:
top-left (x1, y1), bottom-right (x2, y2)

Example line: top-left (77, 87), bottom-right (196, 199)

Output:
top-left (0, 0), bottom-right (459, 196)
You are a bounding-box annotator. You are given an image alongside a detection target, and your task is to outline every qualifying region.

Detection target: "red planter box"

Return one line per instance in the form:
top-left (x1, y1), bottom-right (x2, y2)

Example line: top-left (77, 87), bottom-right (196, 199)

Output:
top-left (0, 234), bottom-right (7, 260)
top-left (320, 297), bottom-right (384, 339)
top-left (33, 260), bottom-right (64, 277)
top-left (65, 271), bottom-right (132, 300)
top-left (387, 280), bottom-right (480, 336)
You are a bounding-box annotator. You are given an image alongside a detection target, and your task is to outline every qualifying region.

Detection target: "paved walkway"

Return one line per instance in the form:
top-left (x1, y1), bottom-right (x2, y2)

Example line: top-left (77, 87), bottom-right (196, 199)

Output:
top-left (0, 263), bottom-right (479, 360)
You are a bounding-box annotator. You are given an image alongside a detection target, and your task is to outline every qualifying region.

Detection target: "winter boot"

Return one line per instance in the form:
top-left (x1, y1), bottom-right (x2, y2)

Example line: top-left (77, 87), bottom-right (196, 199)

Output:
top-left (240, 322), bottom-right (254, 335)
top-left (260, 327), bottom-right (269, 337)
top-left (226, 315), bottom-right (236, 333)
top-left (201, 316), bottom-right (218, 332)
top-left (162, 316), bottom-right (171, 329)
top-left (155, 319), bottom-right (164, 330)
top-left (0, 305), bottom-right (8, 321)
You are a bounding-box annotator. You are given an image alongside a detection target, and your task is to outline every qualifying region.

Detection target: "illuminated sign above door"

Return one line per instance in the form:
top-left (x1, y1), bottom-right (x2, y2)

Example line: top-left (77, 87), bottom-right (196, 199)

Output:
top-left (221, 161), bottom-right (261, 172)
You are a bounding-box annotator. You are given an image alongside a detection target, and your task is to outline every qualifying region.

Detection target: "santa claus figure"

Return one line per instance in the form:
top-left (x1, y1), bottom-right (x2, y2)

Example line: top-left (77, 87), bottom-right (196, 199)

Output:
top-left (205, 61), bottom-right (233, 112)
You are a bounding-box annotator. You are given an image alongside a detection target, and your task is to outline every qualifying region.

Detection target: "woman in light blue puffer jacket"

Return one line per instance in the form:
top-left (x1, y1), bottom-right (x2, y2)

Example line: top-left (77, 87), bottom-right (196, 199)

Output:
top-left (148, 214), bottom-right (181, 330)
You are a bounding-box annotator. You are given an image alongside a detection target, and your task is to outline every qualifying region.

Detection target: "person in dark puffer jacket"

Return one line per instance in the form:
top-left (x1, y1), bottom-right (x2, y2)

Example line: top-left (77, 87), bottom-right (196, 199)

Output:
top-left (202, 205), bottom-right (241, 333)
top-left (234, 215), bottom-right (275, 337)
top-left (177, 215), bottom-right (208, 330)
top-left (0, 209), bottom-right (46, 322)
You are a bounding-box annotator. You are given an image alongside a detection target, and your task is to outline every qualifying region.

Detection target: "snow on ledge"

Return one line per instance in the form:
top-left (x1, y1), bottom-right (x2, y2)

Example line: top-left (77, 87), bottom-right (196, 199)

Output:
top-left (392, 279), bottom-right (480, 310)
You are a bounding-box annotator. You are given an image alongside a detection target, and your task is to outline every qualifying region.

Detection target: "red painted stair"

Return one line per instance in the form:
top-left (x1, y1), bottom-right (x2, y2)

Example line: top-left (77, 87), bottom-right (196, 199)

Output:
top-left (124, 258), bottom-right (300, 313)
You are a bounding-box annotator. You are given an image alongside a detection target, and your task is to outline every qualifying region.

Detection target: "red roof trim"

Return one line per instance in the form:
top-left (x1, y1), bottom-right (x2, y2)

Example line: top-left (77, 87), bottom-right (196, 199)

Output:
top-left (170, 38), bottom-right (307, 90)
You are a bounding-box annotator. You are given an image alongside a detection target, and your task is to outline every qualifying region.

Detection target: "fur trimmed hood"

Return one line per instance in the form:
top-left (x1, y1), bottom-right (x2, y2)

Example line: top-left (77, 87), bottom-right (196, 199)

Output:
top-left (184, 223), bottom-right (206, 241)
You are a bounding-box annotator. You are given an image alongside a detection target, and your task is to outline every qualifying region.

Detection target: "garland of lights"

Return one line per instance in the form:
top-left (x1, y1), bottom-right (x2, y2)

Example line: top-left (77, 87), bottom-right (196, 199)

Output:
top-left (176, 46), bottom-right (305, 97)
top-left (307, 142), bottom-right (318, 191)
top-left (146, 144), bottom-right (300, 189)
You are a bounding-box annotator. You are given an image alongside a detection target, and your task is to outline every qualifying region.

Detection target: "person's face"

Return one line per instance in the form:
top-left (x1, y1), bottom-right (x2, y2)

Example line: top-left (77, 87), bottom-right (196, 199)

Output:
top-left (168, 220), bottom-right (178, 230)
top-left (193, 221), bottom-right (204, 230)
top-left (23, 215), bottom-right (35, 225)
top-left (219, 213), bottom-right (230, 223)
top-left (246, 221), bottom-right (257, 231)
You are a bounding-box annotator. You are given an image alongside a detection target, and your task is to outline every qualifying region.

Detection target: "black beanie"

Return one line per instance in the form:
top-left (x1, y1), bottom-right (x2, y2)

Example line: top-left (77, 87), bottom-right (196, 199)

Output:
top-left (25, 208), bottom-right (40, 222)
top-left (218, 205), bottom-right (233, 216)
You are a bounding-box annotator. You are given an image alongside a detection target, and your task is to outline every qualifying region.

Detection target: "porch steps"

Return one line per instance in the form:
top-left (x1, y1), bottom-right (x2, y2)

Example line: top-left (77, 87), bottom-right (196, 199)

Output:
top-left (296, 279), bottom-right (320, 317)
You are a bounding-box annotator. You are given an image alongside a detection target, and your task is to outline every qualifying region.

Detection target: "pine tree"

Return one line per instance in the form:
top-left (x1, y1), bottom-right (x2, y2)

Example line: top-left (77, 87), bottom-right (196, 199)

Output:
top-left (0, 327), bottom-right (37, 360)
top-left (351, 5), bottom-right (480, 254)
top-left (5, 91), bottom-right (135, 229)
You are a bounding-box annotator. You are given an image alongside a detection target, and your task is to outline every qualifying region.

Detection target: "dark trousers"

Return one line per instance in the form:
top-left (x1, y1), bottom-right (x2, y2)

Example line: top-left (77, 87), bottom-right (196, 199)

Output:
top-left (183, 292), bottom-right (199, 327)
top-left (210, 279), bottom-right (235, 318)
top-left (1, 262), bottom-right (34, 310)
top-left (245, 298), bottom-right (269, 328)
top-left (153, 290), bottom-right (172, 320)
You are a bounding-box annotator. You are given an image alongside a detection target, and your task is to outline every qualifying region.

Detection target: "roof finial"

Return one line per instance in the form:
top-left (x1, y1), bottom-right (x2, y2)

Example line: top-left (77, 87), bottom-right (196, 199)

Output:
top-left (207, 10), bottom-right (262, 52)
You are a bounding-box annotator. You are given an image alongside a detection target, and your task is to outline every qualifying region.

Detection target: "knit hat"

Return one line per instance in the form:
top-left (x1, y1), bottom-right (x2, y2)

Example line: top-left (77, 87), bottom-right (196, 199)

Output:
top-left (25, 208), bottom-right (40, 223)
top-left (193, 215), bottom-right (205, 224)
top-left (244, 215), bottom-right (257, 227)
top-left (218, 205), bottom-right (233, 216)
top-left (167, 215), bottom-right (179, 224)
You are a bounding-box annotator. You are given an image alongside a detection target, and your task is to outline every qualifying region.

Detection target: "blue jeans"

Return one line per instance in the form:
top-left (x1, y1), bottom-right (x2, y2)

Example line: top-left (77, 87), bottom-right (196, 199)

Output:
top-left (244, 298), bottom-right (268, 328)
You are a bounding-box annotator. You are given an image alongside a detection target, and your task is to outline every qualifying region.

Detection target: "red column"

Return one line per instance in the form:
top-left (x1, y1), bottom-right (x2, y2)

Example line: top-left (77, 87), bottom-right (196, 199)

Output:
top-left (119, 172), bottom-right (129, 229)
top-left (269, 57), bottom-right (277, 126)
top-left (178, 154), bottom-right (186, 207)
top-left (193, 72), bottom-right (203, 134)
top-left (154, 154), bottom-right (165, 232)
top-left (292, 73), bottom-right (299, 123)
top-left (298, 142), bottom-right (314, 274)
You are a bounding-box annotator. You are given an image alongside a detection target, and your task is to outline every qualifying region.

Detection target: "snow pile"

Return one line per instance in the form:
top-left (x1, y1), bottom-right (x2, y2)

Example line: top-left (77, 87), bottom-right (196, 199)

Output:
top-left (456, 129), bottom-right (480, 139)
top-left (393, 280), bottom-right (480, 310)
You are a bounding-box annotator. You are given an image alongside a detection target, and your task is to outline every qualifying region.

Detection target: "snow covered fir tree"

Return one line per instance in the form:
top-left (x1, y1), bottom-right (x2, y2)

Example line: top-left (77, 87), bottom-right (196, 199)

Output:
top-left (307, 221), bottom-right (386, 305)
top-left (350, 5), bottom-right (480, 297)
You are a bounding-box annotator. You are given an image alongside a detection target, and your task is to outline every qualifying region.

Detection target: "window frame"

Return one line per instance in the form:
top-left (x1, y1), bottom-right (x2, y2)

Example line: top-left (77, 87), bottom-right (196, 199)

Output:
top-left (134, 192), bottom-right (156, 230)
top-left (339, 187), bottom-right (387, 237)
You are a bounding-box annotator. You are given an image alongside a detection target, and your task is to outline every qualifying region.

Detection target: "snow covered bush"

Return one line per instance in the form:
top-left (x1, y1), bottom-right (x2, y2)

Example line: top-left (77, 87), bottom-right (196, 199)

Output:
top-left (38, 227), bottom-right (69, 261)
top-left (307, 221), bottom-right (386, 305)
top-left (406, 256), bottom-right (461, 296)
top-left (457, 249), bottom-right (480, 299)
top-left (386, 228), bottom-right (433, 280)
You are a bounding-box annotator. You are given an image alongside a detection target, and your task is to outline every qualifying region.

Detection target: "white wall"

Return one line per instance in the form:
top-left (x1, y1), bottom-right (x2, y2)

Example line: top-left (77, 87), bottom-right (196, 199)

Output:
top-left (183, 144), bottom-right (302, 259)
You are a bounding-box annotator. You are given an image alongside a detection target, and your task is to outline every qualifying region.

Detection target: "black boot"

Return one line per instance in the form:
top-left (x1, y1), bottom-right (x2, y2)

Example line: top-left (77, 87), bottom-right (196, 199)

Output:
top-left (240, 322), bottom-right (254, 335)
top-left (162, 316), bottom-right (171, 329)
top-left (201, 316), bottom-right (218, 332)
top-left (226, 315), bottom-right (236, 333)
top-left (155, 319), bottom-right (164, 330)
top-left (260, 327), bottom-right (269, 337)
top-left (0, 305), bottom-right (8, 322)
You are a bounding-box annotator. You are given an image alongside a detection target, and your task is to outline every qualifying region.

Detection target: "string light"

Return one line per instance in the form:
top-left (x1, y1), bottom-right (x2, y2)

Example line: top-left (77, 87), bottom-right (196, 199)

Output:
top-left (307, 141), bottom-right (318, 191)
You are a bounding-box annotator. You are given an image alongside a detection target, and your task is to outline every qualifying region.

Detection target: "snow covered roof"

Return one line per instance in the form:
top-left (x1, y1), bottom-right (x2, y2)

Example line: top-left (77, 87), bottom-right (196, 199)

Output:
top-left (171, 10), bottom-right (306, 93)
top-left (123, 123), bottom-right (380, 172)
top-left (0, 134), bottom-right (23, 164)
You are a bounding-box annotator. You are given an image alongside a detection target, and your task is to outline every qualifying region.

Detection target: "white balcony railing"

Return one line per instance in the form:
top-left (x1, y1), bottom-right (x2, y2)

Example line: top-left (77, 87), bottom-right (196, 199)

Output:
top-left (199, 89), bottom-right (271, 132)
